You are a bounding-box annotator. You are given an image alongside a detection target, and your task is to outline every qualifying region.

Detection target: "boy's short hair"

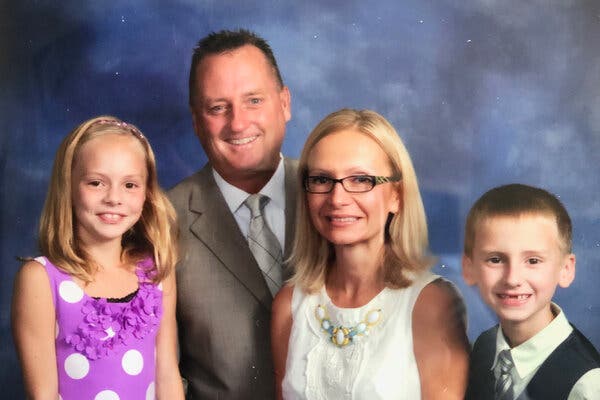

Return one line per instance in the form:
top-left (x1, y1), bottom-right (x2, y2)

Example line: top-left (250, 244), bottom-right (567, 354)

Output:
top-left (464, 183), bottom-right (572, 255)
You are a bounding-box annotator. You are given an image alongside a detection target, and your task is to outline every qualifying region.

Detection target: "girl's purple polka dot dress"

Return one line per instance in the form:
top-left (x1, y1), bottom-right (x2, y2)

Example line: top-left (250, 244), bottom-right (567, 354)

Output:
top-left (37, 256), bottom-right (162, 400)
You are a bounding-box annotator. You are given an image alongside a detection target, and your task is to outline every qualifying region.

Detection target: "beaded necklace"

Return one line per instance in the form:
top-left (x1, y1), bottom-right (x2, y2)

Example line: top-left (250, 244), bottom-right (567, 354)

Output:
top-left (315, 304), bottom-right (382, 347)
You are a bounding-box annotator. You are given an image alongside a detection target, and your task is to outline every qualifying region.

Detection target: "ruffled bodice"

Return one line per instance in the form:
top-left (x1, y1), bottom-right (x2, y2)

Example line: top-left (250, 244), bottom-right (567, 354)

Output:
top-left (63, 257), bottom-right (162, 360)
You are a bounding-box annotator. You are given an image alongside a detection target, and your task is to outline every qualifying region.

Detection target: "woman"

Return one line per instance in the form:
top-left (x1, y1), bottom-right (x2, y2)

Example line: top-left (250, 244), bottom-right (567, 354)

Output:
top-left (271, 109), bottom-right (469, 399)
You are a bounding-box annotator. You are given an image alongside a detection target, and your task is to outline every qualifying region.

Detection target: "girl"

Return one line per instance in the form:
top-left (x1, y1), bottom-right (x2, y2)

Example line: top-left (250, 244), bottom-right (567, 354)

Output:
top-left (12, 116), bottom-right (185, 399)
top-left (271, 109), bottom-right (469, 399)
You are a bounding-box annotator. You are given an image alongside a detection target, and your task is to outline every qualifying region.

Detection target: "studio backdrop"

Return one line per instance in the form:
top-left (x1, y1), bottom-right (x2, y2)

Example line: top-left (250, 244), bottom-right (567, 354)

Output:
top-left (1, 1), bottom-right (599, 396)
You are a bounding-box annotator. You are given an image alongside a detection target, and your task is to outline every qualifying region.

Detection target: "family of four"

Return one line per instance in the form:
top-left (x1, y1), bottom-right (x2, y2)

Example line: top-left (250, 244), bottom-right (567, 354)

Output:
top-left (12, 29), bottom-right (599, 399)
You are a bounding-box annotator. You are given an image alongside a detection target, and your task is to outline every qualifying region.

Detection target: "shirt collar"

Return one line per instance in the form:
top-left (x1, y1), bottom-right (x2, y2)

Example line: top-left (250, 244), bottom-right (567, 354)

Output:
top-left (212, 154), bottom-right (285, 213)
top-left (493, 303), bottom-right (573, 379)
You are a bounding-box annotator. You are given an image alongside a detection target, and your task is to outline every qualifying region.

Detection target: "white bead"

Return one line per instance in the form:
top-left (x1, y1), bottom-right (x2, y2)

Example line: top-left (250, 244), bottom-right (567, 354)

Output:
top-left (356, 322), bottom-right (366, 333)
top-left (335, 330), bottom-right (345, 345)
top-left (316, 306), bottom-right (325, 320)
top-left (322, 320), bottom-right (330, 330)
top-left (366, 310), bottom-right (381, 324)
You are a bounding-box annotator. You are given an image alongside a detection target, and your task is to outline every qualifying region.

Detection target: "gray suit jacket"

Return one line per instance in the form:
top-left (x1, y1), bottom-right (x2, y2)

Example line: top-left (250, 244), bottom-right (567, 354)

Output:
top-left (168, 158), bottom-right (298, 400)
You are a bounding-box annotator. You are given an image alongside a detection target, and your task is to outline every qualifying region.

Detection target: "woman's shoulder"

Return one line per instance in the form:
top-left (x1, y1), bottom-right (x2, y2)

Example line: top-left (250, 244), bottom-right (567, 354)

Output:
top-left (273, 284), bottom-right (295, 314)
top-left (418, 278), bottom-right (463, 309)
top-left (273, 284), bottom-right (315, 319)
top-left (413, 277), bottom-right (466, 329)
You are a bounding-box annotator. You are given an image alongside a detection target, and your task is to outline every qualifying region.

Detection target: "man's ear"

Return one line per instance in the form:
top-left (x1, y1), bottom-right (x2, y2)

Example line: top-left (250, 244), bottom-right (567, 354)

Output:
top-left (558, 253), bottom-right (576, 288)
top-left (190, 107), bottom-right (205, 143)
top-left (462, 254), bottom-right (476, 286)
top-left (279, 86), bottom-right (291, 122)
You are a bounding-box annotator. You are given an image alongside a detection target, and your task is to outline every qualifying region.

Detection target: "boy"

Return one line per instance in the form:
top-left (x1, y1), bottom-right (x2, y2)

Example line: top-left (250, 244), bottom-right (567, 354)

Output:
top-left (462, 184), bottom-right (600, 400)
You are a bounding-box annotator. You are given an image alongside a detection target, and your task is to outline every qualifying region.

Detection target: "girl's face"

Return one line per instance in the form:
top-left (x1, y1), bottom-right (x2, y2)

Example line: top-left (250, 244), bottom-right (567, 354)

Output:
top-left (306, 129), bottom-right (400, 250)
top-left (71, 133), bottom-right (147, 248)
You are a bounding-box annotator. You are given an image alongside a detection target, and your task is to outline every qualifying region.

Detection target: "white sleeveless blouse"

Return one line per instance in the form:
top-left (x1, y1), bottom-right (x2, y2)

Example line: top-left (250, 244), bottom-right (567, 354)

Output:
top-left (282, 271), bottom-right (439, 400)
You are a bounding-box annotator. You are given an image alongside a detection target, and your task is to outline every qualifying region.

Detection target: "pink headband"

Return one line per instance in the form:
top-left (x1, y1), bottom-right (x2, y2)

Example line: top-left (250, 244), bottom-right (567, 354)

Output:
top-left (91, 118), bottom-right (146, 141)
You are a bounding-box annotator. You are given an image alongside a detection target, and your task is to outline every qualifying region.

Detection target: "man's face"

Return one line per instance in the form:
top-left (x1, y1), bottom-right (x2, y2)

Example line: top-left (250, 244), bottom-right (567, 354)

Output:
top-left (190, 45), bottom-right (291, 188)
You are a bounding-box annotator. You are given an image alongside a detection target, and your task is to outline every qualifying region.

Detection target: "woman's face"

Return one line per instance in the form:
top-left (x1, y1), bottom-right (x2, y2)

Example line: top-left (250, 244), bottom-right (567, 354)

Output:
top-left (306, 129), bottom-right (400, 250)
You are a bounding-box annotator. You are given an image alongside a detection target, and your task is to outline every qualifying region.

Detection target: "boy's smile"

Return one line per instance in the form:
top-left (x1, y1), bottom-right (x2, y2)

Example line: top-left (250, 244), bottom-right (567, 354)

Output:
top-left (463, 214), bottom-right (575, 344)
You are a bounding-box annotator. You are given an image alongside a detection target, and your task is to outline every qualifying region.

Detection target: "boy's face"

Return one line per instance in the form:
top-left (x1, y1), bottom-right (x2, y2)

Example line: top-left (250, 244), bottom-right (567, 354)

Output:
top-left (462, 214), bottom-right (575, 338)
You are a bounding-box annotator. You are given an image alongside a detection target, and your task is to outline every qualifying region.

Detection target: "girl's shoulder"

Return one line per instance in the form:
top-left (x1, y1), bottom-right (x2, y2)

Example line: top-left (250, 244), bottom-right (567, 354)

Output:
top-left (17, 258), bottom-right (51, 286)
top-left (13, 257), bottom-right (57, 311)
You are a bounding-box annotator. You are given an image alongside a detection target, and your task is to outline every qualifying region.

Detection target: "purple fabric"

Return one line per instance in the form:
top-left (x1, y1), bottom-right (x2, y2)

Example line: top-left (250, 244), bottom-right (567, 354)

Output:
top-left (39, 256), bottom-right (162, 400)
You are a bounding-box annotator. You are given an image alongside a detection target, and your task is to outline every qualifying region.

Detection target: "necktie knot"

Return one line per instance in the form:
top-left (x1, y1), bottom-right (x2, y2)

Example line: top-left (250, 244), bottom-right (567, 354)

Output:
top-left (245, 194), bottom-right (269, 218)
top-left (498, 349), bottom-right (513, 373)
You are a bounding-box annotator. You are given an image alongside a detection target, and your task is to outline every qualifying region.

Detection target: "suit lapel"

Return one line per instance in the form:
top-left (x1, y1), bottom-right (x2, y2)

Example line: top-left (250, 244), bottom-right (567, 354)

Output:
top-left (187, 166), bottom-right (272, 310)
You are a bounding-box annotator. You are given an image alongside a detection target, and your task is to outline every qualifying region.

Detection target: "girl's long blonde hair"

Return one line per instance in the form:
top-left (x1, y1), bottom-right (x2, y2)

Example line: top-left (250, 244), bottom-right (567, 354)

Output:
top-left (38, 116), bottom-right (178, 283)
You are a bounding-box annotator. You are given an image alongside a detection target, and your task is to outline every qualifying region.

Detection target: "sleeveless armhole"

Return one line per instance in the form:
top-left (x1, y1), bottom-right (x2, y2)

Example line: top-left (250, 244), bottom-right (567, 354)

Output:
top-left (430, 276), bottom-right (468, 329)
top-left (290, 285), bottom-right (305, 321)
top-left (34, 256), bottom-right (58, 308)
top-left (408, 271), bottom-right (441, 312)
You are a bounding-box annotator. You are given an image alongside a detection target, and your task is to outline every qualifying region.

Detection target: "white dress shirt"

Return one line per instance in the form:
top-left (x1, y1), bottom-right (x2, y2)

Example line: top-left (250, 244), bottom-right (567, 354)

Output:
top-left (212, 155), bottom-right (286, 252)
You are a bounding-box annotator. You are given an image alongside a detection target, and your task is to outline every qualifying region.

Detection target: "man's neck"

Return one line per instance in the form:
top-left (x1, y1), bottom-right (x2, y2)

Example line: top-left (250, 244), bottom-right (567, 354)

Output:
top-left (226, 171), bottom-right (274, 194)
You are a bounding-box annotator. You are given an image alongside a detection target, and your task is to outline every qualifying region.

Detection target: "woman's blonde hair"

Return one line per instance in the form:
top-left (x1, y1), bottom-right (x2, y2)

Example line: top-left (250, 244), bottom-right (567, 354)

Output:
top-left (289, 109), bottom-right (434, 293)
top-left (38, 115), bottom-right (178, 283)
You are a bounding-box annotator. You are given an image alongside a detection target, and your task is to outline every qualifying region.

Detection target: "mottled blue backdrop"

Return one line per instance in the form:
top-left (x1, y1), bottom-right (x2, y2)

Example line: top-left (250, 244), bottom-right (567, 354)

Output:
top-left (1, 1), bottom-right (599, 396)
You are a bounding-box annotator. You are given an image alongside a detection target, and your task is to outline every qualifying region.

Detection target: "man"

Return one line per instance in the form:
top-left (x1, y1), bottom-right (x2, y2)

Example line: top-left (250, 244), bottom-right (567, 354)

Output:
top-left (168, 29), bottom-right (297, 399)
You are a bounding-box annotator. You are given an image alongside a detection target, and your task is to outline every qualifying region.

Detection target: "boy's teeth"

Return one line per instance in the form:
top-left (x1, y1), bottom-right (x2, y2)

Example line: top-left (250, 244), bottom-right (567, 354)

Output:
top-left (500, 294), bottom-right (529, 299)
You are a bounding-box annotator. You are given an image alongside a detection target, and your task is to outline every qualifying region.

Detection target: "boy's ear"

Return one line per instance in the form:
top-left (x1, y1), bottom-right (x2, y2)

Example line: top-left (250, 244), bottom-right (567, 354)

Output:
top-left (462, 254), bottom-right (476, 285)
top-left (557, 253), bottom-right (576, 288)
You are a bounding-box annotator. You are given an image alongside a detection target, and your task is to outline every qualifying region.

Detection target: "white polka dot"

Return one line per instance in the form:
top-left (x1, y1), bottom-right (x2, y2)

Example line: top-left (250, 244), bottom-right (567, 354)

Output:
top-left (157, 282), bottom-right (163, 291)
top-left (122, 349), bottom-right (144, 375)
top-left (34, 256), bottom-right (47, 266)
top-left (59, 395), bottom-right (63, 400)
top-left (55, 321), bottom-right (60, 339)
top-left (59, 280), bottom-right (84, 303)
top-left (94, 390), bottom-right (120, 400)
top-left (146, 382), bottom-right (155, 400)
top-left (64, 353), bottom-right (89, 379)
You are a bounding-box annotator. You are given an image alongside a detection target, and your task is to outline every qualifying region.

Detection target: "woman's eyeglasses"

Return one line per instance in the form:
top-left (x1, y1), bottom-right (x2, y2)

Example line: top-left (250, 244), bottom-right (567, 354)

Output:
top-left (304, 174), bottom-right (401, 194)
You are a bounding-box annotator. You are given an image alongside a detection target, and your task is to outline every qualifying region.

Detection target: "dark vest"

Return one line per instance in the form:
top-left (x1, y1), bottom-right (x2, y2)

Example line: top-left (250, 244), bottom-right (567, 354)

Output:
top-left (465, 324), bottom-right (600, 400)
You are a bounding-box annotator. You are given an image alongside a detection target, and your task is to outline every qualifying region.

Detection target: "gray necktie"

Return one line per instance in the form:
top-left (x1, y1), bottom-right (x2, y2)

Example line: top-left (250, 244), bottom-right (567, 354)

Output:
top-left (495, 349), bottom-right (515, 400)
top-left (245, 194), bottom-right (283, 296)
